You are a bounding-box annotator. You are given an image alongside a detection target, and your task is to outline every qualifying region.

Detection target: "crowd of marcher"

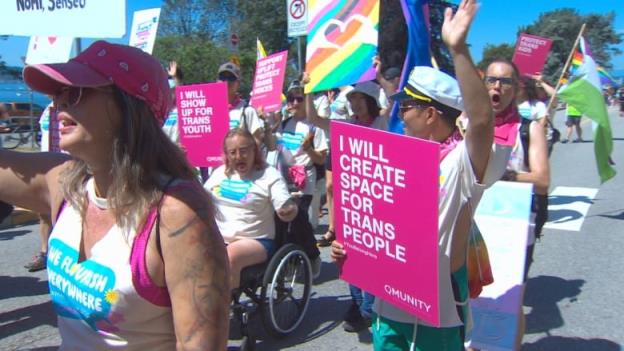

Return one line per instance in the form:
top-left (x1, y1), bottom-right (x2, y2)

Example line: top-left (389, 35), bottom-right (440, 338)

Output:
top-left (1, 0), bottom-right (620, 349)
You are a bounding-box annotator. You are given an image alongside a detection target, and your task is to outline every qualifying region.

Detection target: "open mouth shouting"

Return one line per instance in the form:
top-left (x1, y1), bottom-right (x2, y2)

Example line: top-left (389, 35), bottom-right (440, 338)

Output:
top-left (58, 114), bottom-right (78, 134)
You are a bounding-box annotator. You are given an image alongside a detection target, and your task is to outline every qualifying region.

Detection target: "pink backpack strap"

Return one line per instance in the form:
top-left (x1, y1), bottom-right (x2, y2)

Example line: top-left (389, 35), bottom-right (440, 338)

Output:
top-left (129, 179), bottom-right (199, 307)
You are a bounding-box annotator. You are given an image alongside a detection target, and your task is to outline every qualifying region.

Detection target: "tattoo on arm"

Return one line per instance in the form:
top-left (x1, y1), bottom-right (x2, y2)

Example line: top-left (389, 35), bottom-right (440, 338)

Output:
top-left (168, 216), bottom-right (199, 238)
top-left (181, 225), bottom-right (230, 347)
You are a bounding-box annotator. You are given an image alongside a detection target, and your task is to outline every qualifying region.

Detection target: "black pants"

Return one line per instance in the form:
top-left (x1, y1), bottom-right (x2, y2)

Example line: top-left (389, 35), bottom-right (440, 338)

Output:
top-left (275, 194), bottom-right (320, 260)
top-left (0, 201), bottom-right (14, 223)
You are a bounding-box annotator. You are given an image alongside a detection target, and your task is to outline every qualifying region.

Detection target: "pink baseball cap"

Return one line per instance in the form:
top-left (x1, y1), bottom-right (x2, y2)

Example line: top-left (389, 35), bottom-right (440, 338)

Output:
top-left (23, 40), bottom-right (171, 125)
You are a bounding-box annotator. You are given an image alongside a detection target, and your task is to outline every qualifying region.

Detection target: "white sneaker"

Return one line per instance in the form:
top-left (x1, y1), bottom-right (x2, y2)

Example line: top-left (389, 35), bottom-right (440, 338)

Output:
top-left (311, 256), bottom-right (322, 280)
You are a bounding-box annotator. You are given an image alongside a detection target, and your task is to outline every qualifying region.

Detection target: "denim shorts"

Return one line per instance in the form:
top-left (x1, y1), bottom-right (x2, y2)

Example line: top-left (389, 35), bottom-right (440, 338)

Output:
top-left (257, 238), bottom-right (277, 257)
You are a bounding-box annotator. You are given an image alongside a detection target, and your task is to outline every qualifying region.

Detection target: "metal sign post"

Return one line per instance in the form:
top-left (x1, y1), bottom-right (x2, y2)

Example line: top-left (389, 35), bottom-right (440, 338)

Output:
top-left (287, 0), bottom-right (308, 73)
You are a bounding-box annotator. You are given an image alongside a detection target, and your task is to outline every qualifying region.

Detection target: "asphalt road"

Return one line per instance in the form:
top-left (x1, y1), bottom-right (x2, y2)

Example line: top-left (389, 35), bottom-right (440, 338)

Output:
top-left (1, 106), bottom-right (623, 350)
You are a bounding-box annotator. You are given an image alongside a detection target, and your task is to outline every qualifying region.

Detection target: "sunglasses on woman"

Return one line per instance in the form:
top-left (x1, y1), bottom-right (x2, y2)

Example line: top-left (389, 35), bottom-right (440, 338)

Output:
top-left (287, 95), bottom-right (304, 103)
top-left (53, 86), bottom-right (114, 107)
top-left (218, 73), bottom-right (238, 82)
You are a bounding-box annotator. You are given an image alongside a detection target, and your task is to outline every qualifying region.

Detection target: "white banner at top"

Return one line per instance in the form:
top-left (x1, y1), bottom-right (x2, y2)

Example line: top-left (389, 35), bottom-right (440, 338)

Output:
top-left (0, 0), bottom-right (126, 38)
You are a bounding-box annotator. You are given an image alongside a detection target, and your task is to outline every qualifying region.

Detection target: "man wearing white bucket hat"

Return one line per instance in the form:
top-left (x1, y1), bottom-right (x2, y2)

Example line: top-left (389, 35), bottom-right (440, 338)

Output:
top-left (332, 0), bottom-right (494, 349)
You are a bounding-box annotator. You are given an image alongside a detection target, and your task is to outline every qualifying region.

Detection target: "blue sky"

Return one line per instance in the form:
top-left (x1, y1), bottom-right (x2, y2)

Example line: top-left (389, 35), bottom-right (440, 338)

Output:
top-left (1, 0), bottom-right (623, 73)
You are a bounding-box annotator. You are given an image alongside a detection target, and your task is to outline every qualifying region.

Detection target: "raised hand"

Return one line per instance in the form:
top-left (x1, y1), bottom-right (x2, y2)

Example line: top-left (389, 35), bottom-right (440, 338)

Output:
top-left (330, 240), bottom-right (346, 270)
top-left (168, 61), bottom-right (178, 77)
top-left (441, 0), bottom-right (479, 52)
top-left (301, 72), bottom-right (311, 85)
top-left (276, 202), bottom-right (298, 221)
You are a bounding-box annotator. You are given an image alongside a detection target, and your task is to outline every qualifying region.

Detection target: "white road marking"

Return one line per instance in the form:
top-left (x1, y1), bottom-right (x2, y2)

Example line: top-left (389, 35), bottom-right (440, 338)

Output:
top-left (544, 186), bottom-right (598, 231)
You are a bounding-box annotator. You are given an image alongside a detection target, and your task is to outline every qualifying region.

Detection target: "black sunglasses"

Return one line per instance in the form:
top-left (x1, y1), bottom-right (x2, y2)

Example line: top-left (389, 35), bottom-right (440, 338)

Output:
top-left (218, 73), bottom-right (238, 82)
top-left (484, 76), bottom-right (514, 87)
top-left (398, 102), bottom-right (429, 119)
top-left (287, 95), bottom-right (304, 103)
top-left (54, 86), bottom-right (84, 107)
top-left (53, 86), bottom-right (113, 107)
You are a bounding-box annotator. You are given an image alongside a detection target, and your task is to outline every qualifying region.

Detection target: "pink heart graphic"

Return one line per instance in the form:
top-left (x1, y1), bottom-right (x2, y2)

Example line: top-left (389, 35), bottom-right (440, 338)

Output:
top-left (48, 37), bottom-right (57, 45)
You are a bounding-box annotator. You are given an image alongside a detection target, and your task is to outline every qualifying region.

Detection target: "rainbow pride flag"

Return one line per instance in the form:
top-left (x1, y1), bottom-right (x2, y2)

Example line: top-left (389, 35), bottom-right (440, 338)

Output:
top-left (559, 36), bottom-right (616, 183)
top-left (305, 0), bottom-right (379, 93)
top-left (570, 47), bottom-right (617, 88)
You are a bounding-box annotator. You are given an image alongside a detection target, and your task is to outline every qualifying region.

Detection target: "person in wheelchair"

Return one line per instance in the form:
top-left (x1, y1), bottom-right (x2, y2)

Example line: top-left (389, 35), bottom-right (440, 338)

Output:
top-left (205, 129), bottom-right (298, 290)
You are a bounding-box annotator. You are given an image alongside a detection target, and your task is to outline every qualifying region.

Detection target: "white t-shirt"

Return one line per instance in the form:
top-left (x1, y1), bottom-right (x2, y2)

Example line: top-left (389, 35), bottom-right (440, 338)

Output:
top-left (507, 123), bottom-right (530, 174)
top-left (276, 117), bottom-right (328, 194)
top-left (379, 88), bottom-right (390, 110)
top-left (205, 165), bottom-right (291, 243)
top-left (374, 141), bottom-right (486, 328)
top-left (229, 100), bottom-right (264, 135)
top-left (518, 100), bottom-right (547, 121)
top-left (329, 87), bottom-right (354, 121)
top-left (162, 107), bottom-right (179, 144)
top-left (351, 115), bottom-right (389, 131)
top-left (314, 94), bottom-right (330, 118)
top-left (39, 105), bottom-right (51, 152)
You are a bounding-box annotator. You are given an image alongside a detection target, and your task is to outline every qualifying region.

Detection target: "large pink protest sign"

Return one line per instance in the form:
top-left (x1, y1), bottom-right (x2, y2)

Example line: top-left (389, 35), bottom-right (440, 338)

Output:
top-left (176, 82), bottom-right (228, 167)
top-left (512, 33), bottom-right (553, 76)
top-left (250, 50), bottom-right (288, 113)
top-left (331, 121), bottom-right (440, 325)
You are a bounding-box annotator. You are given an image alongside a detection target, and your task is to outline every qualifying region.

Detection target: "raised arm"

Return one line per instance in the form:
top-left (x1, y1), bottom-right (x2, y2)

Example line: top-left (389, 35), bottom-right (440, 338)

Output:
top-left (301, 72), bottom-right (331, 131)
top-left (168, 61), bottom-right (183, 86)
top-left (374, 56), bottom-right (400, 104)
top-left (0, 150), bottom-right (71, 216)
top-left (442, 0), bottom-right (493, 182)
top-left (255, 106), bottom-right (277, 151)
top-left (515, 121), bottom-right (550, 194)
top-left (160, 186), bottom-right (230, 350)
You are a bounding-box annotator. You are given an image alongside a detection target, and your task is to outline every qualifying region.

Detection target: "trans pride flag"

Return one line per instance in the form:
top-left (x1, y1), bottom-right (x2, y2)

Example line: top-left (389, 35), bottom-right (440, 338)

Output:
top-left (305, 0), bottom-right (379, 93)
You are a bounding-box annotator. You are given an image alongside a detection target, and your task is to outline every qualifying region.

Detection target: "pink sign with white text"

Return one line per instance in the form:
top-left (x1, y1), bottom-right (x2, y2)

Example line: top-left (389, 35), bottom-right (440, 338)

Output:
top-left (250, 50), bottom-right (288, 113)
top-left (176, 82), bottom-right (228, 167)
top-left (512, 33), bottom-right (553, 76)
top-left (331, 121), bottom-right (440, 325)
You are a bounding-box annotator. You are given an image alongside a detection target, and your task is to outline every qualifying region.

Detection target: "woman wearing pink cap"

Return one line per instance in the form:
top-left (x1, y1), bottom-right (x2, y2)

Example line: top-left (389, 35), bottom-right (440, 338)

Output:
top-left (0, 41), bottom-right (229, 350)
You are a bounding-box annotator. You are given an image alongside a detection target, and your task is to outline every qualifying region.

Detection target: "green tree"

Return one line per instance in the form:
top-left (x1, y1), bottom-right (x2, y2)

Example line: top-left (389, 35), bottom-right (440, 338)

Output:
top-left (477, 9), bottom-right (622, 83)
top-left (520, 8), bottom-right (622, 82)
top-left (477, 43), bottom-right (515, 71)
top-left (159, 0), bottom-right (232, 41)
top-left (153, 36), bottom-right (230, 85)
top-left (230, 0), bottom-right (299, 90)
top-left (155, 0), bottom-right (298, 95)
top-left (429, 1), bottom-right (458, 75)
top-left (378, 0), bottom-right (407, 73)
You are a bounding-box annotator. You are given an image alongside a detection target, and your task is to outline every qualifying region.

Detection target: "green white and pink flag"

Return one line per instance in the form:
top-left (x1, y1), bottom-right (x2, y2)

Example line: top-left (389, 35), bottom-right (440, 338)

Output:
top-left (557, 37), bottom-right (616, 183)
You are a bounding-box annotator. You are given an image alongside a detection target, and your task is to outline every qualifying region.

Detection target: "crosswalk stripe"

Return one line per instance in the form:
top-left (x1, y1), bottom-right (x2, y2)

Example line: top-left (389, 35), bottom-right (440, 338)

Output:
top-left (544, 186), bottom-right (598, 232)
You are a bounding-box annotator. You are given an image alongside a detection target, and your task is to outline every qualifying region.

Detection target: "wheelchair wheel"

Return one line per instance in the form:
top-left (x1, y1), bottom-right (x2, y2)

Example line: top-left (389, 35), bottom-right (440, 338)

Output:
top-left (2, 132), bottom-right (22, 149)
top-left (260, 244), bottom-right (312, 337)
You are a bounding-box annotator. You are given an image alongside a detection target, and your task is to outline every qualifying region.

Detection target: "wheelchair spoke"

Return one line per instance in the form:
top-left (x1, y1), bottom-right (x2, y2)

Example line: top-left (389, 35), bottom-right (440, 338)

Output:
top-left (259, 246), bottom-right (312, 336)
